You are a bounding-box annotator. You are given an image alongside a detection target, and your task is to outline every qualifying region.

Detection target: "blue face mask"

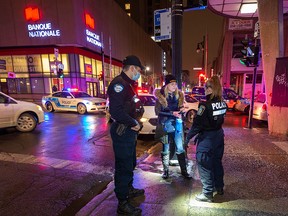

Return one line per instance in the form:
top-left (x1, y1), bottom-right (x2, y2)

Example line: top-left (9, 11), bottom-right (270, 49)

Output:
top-left (132, 69), bottom-right (141, 81)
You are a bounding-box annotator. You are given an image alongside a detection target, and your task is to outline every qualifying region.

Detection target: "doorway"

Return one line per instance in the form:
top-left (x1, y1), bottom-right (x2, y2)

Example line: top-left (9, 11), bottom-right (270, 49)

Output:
top-left (86, 82), bottom-right (98, 97)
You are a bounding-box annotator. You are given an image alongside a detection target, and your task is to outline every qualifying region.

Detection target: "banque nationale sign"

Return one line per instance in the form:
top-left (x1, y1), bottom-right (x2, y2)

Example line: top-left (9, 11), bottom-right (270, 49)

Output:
top-left (27, 23), bottom-right (61, 37)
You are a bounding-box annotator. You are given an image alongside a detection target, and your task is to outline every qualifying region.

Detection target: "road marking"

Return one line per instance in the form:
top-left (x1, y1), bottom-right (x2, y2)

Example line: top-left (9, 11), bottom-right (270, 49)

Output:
top-left (0, 152), bottom-right (113, 175)
top-left (272, 141), bottom-right (288, 154)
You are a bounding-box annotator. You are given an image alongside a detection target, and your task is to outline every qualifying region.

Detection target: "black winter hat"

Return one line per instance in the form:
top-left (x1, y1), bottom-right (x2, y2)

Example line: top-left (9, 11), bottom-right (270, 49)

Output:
top-left (164, 74), bottom-right (177, 86)
top-left (123, 55), bottom-right (145, 70)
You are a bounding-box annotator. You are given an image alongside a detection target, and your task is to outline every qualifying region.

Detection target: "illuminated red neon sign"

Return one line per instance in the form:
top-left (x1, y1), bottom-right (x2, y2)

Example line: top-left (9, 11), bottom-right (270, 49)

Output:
top-left (85, 13), bottom-right (95, 29)
top-left (25, 7), bottom-right (40, 21)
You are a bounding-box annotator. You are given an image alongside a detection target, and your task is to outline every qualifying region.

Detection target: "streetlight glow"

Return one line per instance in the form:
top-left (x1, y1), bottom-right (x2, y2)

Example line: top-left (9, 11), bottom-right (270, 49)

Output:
top-left (240, 3), bottom-right (257, 14)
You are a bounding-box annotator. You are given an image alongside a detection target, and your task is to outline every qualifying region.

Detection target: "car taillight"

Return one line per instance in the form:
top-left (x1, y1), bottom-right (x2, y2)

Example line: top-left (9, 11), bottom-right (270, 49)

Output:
top-left (262, 104), bottom-right (267, 111)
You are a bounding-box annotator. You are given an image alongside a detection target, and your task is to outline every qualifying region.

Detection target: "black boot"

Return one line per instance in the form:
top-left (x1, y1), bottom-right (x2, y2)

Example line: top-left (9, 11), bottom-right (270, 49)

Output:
top-left (177, 153), bottom-right (192, 179)
top-left (128, 186), bottom-right (145, 198)
top-left (161, 152), bottom-right (170, 179)
top-left (117, 200), bottom-right (142, 215)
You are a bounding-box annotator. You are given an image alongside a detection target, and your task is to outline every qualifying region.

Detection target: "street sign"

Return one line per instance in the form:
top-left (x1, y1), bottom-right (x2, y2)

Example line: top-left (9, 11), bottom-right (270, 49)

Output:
top-left (54, 48), bottom-right (59, 58)
top-left (57, 63), bottom-right (64, 70)
top-left (8, 72), bottom-right (16, 78)
top-left (154, 8), bottom-right (171, 41)
top-left (254, 21), bottom-right (260, 38)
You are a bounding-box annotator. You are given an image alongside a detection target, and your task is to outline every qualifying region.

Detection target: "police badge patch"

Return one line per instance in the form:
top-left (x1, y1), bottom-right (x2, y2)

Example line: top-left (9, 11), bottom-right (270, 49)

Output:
top-left (114, 84), bottom-right (124, 93)
top-left (197, 105), bottom-right (206, 116)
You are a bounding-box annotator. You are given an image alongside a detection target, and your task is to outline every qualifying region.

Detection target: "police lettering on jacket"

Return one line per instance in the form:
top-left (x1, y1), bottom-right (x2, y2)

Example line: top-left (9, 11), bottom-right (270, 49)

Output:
top-left (211, 101), bottom-right (227, 116)
top-left (186, 97), bottom-right (227, 141)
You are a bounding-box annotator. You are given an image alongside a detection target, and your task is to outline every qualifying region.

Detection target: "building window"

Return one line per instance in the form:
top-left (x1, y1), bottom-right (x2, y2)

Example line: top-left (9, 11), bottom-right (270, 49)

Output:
top-left (125, 3), bottom-right (130, 10)
top-left (245, 74), bottom-right (262, 84)
top-left (30, 78), bottom-right (44, 93)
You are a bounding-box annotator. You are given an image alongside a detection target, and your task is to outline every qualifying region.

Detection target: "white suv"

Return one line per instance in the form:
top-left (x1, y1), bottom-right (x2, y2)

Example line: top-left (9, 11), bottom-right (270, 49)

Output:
top-left (0, 92), bottom-right (44, 132)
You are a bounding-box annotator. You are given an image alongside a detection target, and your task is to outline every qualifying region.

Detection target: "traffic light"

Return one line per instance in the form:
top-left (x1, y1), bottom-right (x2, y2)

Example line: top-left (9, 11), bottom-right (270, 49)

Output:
top-left (57, 68), bottom-right (64, 78)
top-left (198, 72), bottom-right (206, 86)
top-left (240, 40), bottom-right (260, 67)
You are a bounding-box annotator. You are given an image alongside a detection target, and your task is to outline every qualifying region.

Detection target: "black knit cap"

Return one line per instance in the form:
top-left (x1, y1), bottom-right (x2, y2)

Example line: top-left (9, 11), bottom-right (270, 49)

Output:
top-left (123, 55), bottom-right (145, 70)
top-left (165, 74), bottom-right (177, 86)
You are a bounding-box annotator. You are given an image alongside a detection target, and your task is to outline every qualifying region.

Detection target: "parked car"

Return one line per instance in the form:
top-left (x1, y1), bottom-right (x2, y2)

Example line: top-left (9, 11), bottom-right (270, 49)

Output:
top-left (42, 89), bottom-right (106, 114)
top-left (184, 94), bottom-right (199, 123)
top-left (253, 93), bottom-right (268, 121)
top-left (0, 91), bottom-right (44, 132)
top-left (191, 86), bottom-right (250, 112)
top-left (106, 93), bottom-right (157, 134)
top-left (106, 93), bottom-right (199, 135)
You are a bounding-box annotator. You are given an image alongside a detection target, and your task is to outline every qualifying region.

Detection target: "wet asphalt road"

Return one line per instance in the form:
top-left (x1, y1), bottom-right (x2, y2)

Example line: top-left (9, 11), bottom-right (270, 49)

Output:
top-left (0, 111), bottom-right (156, 216)
top-left (0, 111), bottom-right (268, 215)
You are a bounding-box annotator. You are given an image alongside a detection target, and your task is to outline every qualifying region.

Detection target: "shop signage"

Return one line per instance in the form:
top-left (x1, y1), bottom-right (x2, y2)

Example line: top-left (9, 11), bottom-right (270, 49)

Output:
top-left (8, 72), bottom-right (16, 78)
top-left (86, 29), bottom-right (102, 47)
top-left (24, 7), bottom-right (61, 38)
top-left (228, 19), bottom-right (253, 30)
top-left (27, 23), bottom-right (61, 37)
top-left (25, 7), bottom-right (40, 21)
top-left (85, 13), bottom-right (95, 29)
top-left (27, 55), bottom-right (42, 72)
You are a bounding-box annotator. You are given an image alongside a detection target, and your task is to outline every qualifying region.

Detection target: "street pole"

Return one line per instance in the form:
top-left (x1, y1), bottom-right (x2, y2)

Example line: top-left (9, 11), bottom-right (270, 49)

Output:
top-left (172, 0), bottom-right (183, 89)
top-left (247, 39), bottom-right (260, 129)
top-left (101, 32), bottom-right (106, 97)
top-left (205, 32), bottom-right (208, 77)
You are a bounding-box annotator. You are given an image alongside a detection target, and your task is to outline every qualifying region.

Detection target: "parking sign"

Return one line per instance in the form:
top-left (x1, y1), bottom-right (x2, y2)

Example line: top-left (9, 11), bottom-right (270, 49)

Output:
top-left (154, 8), bottom-right (171, 41)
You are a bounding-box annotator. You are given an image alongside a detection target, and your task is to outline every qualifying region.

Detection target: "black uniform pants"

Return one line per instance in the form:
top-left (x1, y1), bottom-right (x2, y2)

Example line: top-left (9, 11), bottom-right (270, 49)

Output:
top-left (196, 128), bottom-right (224, 197)
top-left (110, 122), bottom-right (138, 201)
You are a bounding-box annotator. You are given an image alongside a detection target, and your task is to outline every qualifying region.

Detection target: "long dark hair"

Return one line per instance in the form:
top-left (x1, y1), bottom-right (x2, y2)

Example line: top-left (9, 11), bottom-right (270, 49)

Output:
top-left (205, 76), bottom-right (222, 99)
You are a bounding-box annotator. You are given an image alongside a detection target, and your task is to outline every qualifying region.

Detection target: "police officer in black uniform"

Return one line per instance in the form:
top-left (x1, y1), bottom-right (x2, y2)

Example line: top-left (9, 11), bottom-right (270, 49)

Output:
top-left (185, 76), bottom-right (227, 203)
top-left (107, 55), bottom-right (145, 215)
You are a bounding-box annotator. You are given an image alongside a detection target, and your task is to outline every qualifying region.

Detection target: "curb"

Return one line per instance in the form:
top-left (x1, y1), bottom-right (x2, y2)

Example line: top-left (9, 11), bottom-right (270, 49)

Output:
top-left (75, 181), bottom-right (114, 216)
top-left (76, 149), bottom-right (152, 216)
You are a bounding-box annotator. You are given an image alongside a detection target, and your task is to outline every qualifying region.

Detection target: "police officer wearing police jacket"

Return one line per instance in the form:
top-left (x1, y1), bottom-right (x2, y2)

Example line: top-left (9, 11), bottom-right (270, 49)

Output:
top-left (107, 55), bottom-right (145, 215)
top-left (185, 76), bottom-right (227, 203)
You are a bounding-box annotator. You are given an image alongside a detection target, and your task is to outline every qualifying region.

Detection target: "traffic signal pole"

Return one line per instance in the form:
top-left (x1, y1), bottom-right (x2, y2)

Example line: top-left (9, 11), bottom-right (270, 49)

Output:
top-left (172, 0), bottom-right (183, 89)
top-left (247, 39), bottom-right (260, 129)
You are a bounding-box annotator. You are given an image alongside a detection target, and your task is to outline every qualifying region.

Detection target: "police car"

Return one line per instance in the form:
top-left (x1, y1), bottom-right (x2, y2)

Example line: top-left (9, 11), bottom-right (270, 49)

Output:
top-left (105, 93), bottom-right (157, 134)
top-left (0, 91), bottom-right (44, 132)
top-left (184, 94), bottom-right (199, 123)
top-left (42, 89), bottom-right (106, 114)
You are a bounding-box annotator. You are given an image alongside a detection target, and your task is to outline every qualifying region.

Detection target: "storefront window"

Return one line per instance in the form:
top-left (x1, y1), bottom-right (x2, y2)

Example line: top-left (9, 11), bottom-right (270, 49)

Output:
top-left (42, 54), bottom-right (51, 73)
top-left (61, 54), bottom-right (69, 74)
top-left (245, 74), bottom-right (262, 84)
top-left (96, 60), bottom-right (102, 76)
top-left (0, 56), bottom-right (13, 72)
top-left (7, 78), bottom-right (31, 94)
top-left (30, 78), bottom-right (44, 93)
top-left (27, 55), bottom-right (42, 73)
top-left (13, 55), bottom-right (28, 73)
top-left (79, 55), bottom-right (85, 77)
top-left (92, 59), bottom-right (97, 77)
top-left (7, 78), bottom-right (17, 93)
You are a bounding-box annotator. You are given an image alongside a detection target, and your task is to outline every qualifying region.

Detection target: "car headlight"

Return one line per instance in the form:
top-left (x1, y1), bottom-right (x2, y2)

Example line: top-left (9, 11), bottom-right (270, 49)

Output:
top-left (140, 117), bottom-right (148, 122)
top-left (37, 105), bottom-right (43, 111)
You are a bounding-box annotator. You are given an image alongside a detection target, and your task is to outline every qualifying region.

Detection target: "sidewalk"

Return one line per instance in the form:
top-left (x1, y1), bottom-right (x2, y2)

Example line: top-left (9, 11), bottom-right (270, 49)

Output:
top-left (76, 125), bottom-right (288, 216)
